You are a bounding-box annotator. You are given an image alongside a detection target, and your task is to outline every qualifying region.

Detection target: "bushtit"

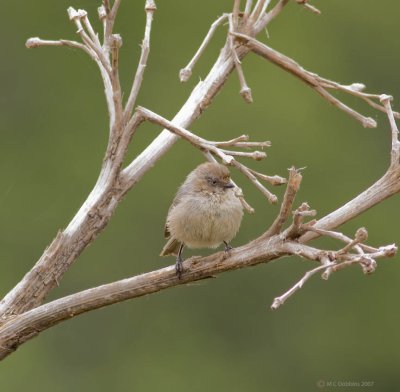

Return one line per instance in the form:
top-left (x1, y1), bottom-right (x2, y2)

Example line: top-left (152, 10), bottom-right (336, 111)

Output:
top-left (160, 162), bottom-right (243, 278)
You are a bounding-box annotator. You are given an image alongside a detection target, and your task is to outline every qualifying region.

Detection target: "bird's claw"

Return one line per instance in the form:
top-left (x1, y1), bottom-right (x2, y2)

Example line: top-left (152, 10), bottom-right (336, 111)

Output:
top-left (223, 241), bottom-right (233, 253)
top-left (175, 258), bottom-right (183, 279)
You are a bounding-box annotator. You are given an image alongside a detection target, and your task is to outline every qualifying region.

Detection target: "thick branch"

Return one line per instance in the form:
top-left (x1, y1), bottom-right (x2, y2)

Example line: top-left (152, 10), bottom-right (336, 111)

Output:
top-left (300, 170), bottom-right (400, 243)
top-left (0, 236), bottom-right (290, 359)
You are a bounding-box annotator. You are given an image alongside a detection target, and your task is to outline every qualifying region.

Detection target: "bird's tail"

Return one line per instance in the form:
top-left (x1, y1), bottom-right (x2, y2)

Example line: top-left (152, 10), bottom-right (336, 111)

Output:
top-left (160, 237), bottom-right (181, 256)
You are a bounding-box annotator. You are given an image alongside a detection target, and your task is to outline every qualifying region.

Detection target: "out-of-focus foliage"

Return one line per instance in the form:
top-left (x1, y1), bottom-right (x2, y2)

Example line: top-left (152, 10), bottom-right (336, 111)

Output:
top-left (0, 1), bottom-right (399, 390)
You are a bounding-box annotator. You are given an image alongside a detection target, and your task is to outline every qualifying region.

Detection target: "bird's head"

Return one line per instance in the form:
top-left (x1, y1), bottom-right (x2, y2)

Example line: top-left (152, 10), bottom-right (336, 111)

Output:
top-left (190, 162), bottom-right (235, 194)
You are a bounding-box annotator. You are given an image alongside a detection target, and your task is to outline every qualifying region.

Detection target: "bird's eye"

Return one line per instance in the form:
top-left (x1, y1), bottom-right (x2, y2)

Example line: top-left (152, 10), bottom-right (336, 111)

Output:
top-left (212, 179), bottom-right (217, 185)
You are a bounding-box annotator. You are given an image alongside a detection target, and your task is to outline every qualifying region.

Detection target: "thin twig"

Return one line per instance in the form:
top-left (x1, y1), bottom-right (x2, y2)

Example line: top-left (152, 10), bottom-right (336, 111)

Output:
top-left (380, 95), bottom-right (400, 167)
top-left (336, 227), bottom-right (368, 255)
top-left (264, 167), bottom-right (302, 236)
top-left (179, 13), bottom-right (229, 82)
top-left (228, 14), bottom-right (253, 103)
top-left (244, 0), bottom-right (253, 17)
top-left (68, 8), bottom-right (112, 76)
top-left (210, 135), bottom-right (271, 149)
top-left (232, 0), bottom-right (241, 29)
top-left (110, 34), bottom-right (124, 129)
top-left (82, 13), bottom-right (102, 47)
top-left (123, 0), bottom-right (156, 123)
top-left (218, 149), bottom-right (266, 160)
top-left (26, 37), bottom-right (89, 54)
top-left (230, 160), bottom-right (278, 203)
top-left (135, 106), bottom-right (279, 204)
top-left (271, 263), bottom-right (335, 310)
top-left (255, 0), bottom-right (289, 30)
top-left (295, 0), bottom-right (321, 15)
top-left (251, 0), bottom-right (271, 22)
top-left (285, 202), bottom-right (317, 239)
top-left (274, 240), bottom-right (397, 308)
top-left (306, 227), bottom-right (378, 254)
top-left (233, 32), bottom-right (378, 128)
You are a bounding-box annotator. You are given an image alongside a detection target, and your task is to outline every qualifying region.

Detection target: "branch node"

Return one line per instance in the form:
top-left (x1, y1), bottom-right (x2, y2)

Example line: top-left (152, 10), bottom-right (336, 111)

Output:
top-left (355, 227), bottom-right (368, 243)
top-left (179, 68), bottom-right (192, 83)
top-left (240, 86), bottom-right (254, 103)
top-left (380, 94), bottom-right (393, 103)
top-left (25, 37), bottom-right (41, 49)
top-left (348, 83), bottom-right (366, 92)
top-left (110, 33), bottom-right (123, 49)
top-left (98, 5), bottom-right (107, 20)
top-left (67, 7), bottom-right (79, 20)
top-left (362, 117), bottom-right (377, 128)
top-left (145, 0), bottom-right (157, 12)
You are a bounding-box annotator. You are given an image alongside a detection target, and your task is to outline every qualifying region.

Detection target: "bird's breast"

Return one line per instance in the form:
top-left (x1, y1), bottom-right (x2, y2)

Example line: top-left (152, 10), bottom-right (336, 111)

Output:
top-left (167, 191), bottom-right (243, 249)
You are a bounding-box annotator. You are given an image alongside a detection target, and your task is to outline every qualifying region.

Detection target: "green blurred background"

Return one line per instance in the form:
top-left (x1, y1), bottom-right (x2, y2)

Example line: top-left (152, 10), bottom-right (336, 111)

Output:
top-left (1, 0), bottom-right (399, 390)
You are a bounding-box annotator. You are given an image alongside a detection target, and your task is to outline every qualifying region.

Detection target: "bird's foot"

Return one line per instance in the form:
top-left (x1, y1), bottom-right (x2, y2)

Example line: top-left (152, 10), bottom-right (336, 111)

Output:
top-left (175, 257), bottom-right (184, 280)
top-left (223, 241), bottom-right (233, 252)
top-left (222, 241), bottom-right (233, 259)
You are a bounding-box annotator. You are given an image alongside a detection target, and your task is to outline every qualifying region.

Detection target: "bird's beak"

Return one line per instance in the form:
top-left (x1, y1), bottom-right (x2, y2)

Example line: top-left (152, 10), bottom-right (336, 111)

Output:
top-left (224, 182), bottom-right (235, 189)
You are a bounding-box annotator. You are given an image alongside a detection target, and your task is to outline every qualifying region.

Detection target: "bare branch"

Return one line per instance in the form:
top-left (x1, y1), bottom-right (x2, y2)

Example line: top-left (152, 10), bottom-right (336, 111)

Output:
top-left (295, 0), bottom-right (321, 15)
top-left (0, 235), bottom-right (293, 359)
top-left (380, 95), bottom-right (400, 167)
top-left (285, 202), bottom-right (317, 239)
top-left (68, 8), bottom-right (112, 75)
top-left (244, 0), bottom-right (253, 17)
top-left (26, 37), bottom-right (88, 52)
top-left (271, 263), bottom-right (334, 310)
top-left (264, 167), bottom-right (302, 236)
top-left (272, 238), bottom-right (397, 309)
top-left (210, 134), bottom-right (271, 149)
top-left (251, 0), bottom-right (271, 22)
top-left (230, 160), bottom-right (278, 203)
top-left (102, 0), bottom-right (122, 54)
top-left (123, 0), bottom-right (156, 122)
top-left (307, 226), bottom-right (378, 254)
top-left (228, 14), bottom-right (253, 103)
top-left (255, 0), bottom-right (289, 30)
top-left (179, 13), bottom-right (229, 82)
top-left (110, 34), bottom-right (124, 127)
top-left (134, 106), bottom-right (280, 204)
top-left (233, 32), bottom-right (383, 128)
top-left (1, 226), bottom-right (394, 357)
top-left (232, 0), bottom-right (241, 29)
top-left (247, 168), bottom-right (287, 185)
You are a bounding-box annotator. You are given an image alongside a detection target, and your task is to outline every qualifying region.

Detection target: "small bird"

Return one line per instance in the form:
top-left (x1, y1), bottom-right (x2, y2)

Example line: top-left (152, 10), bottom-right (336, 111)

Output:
top-left (160, 162), bottom-right (244, 278)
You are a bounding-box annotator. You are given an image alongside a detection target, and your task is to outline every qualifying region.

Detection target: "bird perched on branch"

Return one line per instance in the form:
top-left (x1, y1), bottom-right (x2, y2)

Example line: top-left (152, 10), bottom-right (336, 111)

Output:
top-left (160, 162), bottom-right (243, 278)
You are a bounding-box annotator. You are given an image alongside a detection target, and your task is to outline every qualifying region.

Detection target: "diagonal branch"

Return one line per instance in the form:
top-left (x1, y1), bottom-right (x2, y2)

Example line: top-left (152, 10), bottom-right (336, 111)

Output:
top-left (233, 32), bottom-right (400, 127)
top-left (228, 14), bottom-right (253, 103)
top-left (179, 13), bottom-right (229, 82)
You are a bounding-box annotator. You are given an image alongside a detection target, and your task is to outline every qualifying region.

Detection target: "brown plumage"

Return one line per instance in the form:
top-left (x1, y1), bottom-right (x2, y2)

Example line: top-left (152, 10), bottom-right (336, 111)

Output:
top-left (161, 162), bottom-right (243, 278)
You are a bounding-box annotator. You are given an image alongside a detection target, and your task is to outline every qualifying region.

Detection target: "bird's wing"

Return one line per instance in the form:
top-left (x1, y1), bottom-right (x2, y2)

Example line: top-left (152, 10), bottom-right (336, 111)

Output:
top-left (164, 184), bottom-right (188, 238)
